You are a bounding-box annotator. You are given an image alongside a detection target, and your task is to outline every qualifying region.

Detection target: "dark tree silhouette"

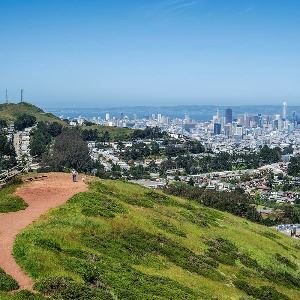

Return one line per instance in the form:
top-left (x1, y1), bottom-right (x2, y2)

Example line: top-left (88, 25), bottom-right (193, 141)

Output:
top-left (45, 129), bottom-right (92, 172)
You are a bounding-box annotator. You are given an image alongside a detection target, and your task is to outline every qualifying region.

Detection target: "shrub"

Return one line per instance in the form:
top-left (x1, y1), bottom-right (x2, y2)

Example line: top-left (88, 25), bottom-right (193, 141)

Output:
top-left (239, 253), bottom-right (260, 269)
top-left (234, 280), bottom-right (289, 300)
top-left (144, 191), bottom-right (176, 206)
top-left (9, 290), bottom-right (46, 300)
top-left (275, 253), bottom-right (298, 270)
top-left (205, 238), bottom-right (239, 266)
top-left (82, 229), bottom-right (223, 282)
top-left (0, 268), bottom-right (19, 292)
top-left (153, 218), bottom-right (186, 237)
top-left (35, 276), bottom-right (113, 300)
top-left (36, 238), bottom-right (62, 252)
top-left (119, 193), bottom-right (154, 208)
top-left (261, 268), bottom-right (300, 289)
top-left (180, 210), bottom-right (210, 227)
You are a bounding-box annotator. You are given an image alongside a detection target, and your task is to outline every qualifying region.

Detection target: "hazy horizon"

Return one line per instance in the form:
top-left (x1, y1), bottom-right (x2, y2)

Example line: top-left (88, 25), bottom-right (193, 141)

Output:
top-left (1, 0), bottom-right (300, 107)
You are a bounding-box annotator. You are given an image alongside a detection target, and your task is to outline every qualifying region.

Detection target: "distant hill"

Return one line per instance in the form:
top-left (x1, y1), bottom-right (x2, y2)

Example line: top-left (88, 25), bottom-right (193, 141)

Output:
top-left (3, 179), bottom-right (299, 299)
top-left (82, 124), bottom-right (134, 141)
top-left (0, 102), bottom-right (133, 140)
top-left (0, 102), bottom-right (64, 124)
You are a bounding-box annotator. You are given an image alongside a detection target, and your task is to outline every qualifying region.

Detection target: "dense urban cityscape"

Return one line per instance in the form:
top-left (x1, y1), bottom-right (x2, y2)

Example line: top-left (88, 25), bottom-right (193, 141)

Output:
top-left (2, 101), bottom-right (300, 223)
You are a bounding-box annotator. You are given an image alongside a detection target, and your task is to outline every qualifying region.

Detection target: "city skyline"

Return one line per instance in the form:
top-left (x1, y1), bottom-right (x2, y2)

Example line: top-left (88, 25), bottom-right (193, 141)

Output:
top-left (1, 0), bottom-right (300, 107)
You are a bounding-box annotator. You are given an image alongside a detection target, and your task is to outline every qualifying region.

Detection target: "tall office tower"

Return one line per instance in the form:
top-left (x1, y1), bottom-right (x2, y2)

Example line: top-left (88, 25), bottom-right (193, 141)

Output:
top-left (258, 114), bottom-right (263, 127)
top-left (292, 111), bottom-right (297, 125)
top-left (224, 124), bottom-right (232, 137)
top-left (225, 108), bottom-right (232, 124)
top-left (105, 113), bottom-right (110, 121)
top-left (157, 113), bottom-right (162, 123)
top-left (282, 101), bottom-right (287, 120)
top-left (237, 114), bottom-right (244, 126)
top-left (244, 113), bottom-right (250, 127)
top-left (212, 108), bottom-right (221, 124)
top-left (213, 123), bottom-right (221, 135)
top-left (235, 125), bottom-right (243, 136)
top-left (216, 108), bottom-right (220, 119)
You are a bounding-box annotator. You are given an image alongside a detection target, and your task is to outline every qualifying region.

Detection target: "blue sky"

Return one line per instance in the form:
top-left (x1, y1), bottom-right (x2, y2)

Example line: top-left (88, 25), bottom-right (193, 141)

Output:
top-left (0, 0), bottom-right (299, 107)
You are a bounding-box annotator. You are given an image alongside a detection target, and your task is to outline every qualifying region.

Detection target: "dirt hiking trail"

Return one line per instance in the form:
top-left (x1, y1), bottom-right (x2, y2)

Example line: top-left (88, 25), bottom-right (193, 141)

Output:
top-left (0, 172), bottom-right (87, 290)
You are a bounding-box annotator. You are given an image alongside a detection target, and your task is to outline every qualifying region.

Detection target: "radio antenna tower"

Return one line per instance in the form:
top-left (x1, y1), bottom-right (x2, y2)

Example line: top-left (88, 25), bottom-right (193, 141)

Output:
top-left (5, 89), bottom-right (8, 104)
top-left (20, 89), bottom-right (24, 103)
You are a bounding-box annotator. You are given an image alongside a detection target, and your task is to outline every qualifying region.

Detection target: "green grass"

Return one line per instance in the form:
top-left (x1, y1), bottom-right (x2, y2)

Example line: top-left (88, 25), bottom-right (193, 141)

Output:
top-left (0, 102), bottom-right (64, 124)
top-left (0, 290), bottom-right (46, 300)
top-left (0, 184), bottom-right (27, 213)
top-left (4, 179), bottom-right (300, 299)
top-left (0, 268), bottom-right (19, 292)
top-left (82, 124), bottom-right (134, 141)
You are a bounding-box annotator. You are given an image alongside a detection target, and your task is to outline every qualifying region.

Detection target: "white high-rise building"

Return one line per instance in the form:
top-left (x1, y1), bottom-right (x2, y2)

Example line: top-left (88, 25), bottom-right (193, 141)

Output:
top-left (212, 108), bottom-right (221, 124)
top-left (157, 113), bottom-right (162, 123)
top-left (282, 101), bottom-right (287, 120)
top-left (105, 113), bottom-right (110, 121)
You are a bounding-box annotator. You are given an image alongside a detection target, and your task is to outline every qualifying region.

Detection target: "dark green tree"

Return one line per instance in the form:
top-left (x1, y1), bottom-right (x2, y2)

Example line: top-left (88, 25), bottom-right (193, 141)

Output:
top-left (45, 128), bottom-right (92, 172)
top-left (14, 114), bottom-right (36, 131)
top-left (288, 156), bottom-right (300, 176)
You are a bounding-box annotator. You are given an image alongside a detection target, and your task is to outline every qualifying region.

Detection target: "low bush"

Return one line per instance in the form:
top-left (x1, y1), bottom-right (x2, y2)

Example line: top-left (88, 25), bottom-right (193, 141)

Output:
top-left (234, 279), bottom-right (289, 300)
top-left (34, 276), bottom-right (110, 300)
top-left (81, 193), bottom-right (127, 218)
top-left (238, 253), bottom-right (260, 269)
top-left (261, 231), bottom-right (280, 240)
top-left (36, 238), bottom-right (62, 252)
top-left (261, 268), bottom-right (300, 289)
top-left (153, 218), bottom-right (186, 237)
top-left (4, 290), bottom-right (46, 300)
top-left (0, 268), bottom-right (19, 292)
top-left (144, 190), bottom-right (177, 206)
top-left (275, 253), bottom-right (298, 270)
top-left (205, 238), bottom-right (239, 266)
top-left (119, 193), bottom-right (154, 208)
top-left (82, 229), bottom-right (223, 282)
top-left (180, 209), bottom-right (215, 227)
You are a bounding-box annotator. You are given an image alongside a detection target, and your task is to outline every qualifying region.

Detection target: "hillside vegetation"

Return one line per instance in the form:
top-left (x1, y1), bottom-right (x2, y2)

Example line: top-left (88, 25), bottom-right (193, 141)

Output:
top-left (0, 102), bottom-right (133, 140)
top-left (0, 268), bottom-right (19, 292)
top-left (0, 183), bottom-right (27, 213)
top-left (1, 180), bottom-right (297, 299)
top-left (0, 103), bottom-right (63, 124)
top-left (81, 124), bottom-right (134, 141)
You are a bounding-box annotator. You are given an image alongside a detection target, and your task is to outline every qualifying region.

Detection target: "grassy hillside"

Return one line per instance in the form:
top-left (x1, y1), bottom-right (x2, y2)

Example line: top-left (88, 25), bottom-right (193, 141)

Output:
top-left (2, 180), bottom-right (300, 299)
top-left (0, 183), bottom-right (27, 213)
top-left (0, 102), bottom-right (132, 139)
top-left (82, 124), bottom-right (134, 141)
top-left (0, 102), bottom-right (63, 124)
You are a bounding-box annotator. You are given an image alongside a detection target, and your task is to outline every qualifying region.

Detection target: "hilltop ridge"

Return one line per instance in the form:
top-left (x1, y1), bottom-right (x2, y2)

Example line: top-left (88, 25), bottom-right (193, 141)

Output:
top-left (0, 102), bottom-right (63, 124)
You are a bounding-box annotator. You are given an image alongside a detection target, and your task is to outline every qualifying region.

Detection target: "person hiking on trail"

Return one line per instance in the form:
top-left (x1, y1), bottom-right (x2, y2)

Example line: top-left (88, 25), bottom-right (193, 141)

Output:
top-left (71, 169), bottom-right (77, 182)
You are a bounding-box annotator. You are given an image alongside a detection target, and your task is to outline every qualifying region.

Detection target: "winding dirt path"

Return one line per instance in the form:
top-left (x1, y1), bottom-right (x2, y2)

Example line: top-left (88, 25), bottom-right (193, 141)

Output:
top-left (0, 173), bottom-right (87, 290)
